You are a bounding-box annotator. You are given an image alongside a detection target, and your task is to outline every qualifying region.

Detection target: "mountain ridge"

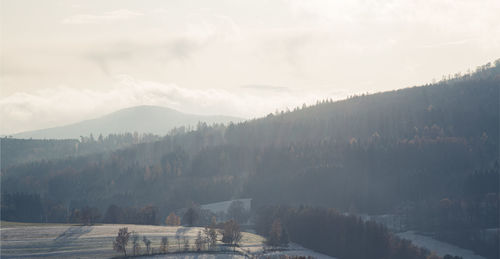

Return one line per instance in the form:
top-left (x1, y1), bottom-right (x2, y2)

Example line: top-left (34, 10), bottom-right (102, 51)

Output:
top-left (12, 105), bottom-right (243, 139)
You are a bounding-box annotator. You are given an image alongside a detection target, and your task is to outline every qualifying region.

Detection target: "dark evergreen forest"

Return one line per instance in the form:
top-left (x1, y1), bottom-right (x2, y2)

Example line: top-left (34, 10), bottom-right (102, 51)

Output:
top-left (0, 133), bottom-right (161, 169)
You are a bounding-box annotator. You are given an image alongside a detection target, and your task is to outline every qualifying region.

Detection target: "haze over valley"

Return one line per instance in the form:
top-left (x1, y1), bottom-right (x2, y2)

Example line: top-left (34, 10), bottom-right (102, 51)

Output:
top-left (1, 1), bottom-right (499, 259)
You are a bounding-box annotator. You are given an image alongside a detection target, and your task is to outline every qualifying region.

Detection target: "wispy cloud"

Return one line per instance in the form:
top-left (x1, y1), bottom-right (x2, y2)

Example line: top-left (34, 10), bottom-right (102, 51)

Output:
top-left (62, 9), bottom-right (143, 24)
top-left (241, 84), bottom-right (291, 93)
top-left (417, 38), bottom-right (476, 49)
top-left (0, 76), bottom-right (349, 135)
top-left (82, 38), bottom-right (204, 75)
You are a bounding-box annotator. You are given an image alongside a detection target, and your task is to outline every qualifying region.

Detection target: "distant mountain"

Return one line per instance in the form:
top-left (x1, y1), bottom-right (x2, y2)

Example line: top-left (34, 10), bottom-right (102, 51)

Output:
top-left (12, 105), bottom-right (243, 139)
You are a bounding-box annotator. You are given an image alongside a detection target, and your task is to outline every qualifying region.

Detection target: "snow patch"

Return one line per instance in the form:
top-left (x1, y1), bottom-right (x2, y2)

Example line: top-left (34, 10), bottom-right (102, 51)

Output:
top-left (396, 231), bottom-right (486, 259)
top-left (201, 199), bottom-right (251, 215)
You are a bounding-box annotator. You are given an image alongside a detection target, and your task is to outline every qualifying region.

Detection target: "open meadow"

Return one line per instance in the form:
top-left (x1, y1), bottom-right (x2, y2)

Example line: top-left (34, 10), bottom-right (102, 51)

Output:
top-left (0, 222), bottom-right (333, 258)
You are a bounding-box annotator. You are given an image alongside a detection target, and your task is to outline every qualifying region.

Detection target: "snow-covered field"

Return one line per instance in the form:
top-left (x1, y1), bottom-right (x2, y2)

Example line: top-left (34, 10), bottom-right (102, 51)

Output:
top-left (356, 214), bottom-right (486, 259)
top-left (0, 223), bottom-right (333, 258)
top-left (142, 253), bottom-right (246, 259)
top-left (396, 231), bottom-right (486, 259)
top-left (201, 199), bottom-right (252, 215)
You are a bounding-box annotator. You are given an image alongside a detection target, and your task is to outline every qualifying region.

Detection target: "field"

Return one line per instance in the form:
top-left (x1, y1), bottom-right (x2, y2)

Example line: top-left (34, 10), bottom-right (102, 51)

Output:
top-left (0, 222), bottom-right (334, 258)
top-left (396, 231), bottom-right (485, 259)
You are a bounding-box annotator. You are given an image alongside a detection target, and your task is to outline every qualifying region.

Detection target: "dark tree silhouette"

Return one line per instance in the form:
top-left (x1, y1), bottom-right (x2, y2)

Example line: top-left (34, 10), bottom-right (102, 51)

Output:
top-left (166, 212), bottom-right (180, 226)
top-left (131, 232), bottom-right (141, 256)
top-left (183, 207), bottom-right (199, 226)
top-left (267, 218), bottom-right (289, 247)
top-left (160, 236), bottom-right (169, 253)
top-left (221, 219), bottom-right (242, 248)
top-left (113, 227), bottom-right (130, 256)
top-left (142, 236), bottom-right (151, 254)
top-left (227, 200), bottom-right (248, 224)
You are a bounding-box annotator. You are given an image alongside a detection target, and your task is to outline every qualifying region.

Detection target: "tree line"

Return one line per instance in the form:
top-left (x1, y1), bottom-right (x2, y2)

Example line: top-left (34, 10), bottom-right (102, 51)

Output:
top-left (1, 61), bottom-right (498, 257)
top-left (1, 132), bottom-right (162, 170)
top-left (256, 205), bottom-right (464, 259)
top-left (112, 219), bottom-right (242, 257)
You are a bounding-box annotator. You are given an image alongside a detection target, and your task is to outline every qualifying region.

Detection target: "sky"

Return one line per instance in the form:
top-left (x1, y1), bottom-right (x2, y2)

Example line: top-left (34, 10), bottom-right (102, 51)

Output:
top-left (1, 0), bottom-right (499, 135)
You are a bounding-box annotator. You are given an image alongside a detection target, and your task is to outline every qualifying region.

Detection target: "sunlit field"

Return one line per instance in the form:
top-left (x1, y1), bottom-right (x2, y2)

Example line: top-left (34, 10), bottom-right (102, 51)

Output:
top-left (0, 223), bottom-right (333, 258)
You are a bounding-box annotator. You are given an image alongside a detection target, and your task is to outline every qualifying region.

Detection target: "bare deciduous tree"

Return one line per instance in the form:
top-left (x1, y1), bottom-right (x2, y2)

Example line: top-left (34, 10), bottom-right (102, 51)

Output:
top-left (176, 233), bottom-right (181, 251)
top-left (160, 236), bottom-right (169, 253)
top-left (143, 236), bottom-right (151, 254)
top-left (266, 218), bottom-right (288, 247)
top-left (204, 225), bottom-right (218, 250)
top-left (227, 200), bottom-right (248, 224)
top-left (165, 212), bottom-right (180, 226)
top-left (131, 232), bottom-right (141, 256)
top-left (221, 219), bottom-right (242, 248)
top-left (183, 207), bottom-right (199, 226)
top-left (195, 230), bottom-right (206, 251)
top-left (113, 227), bottom-right (130, 256)
top-left (183, 236), bottom-right (190, 251)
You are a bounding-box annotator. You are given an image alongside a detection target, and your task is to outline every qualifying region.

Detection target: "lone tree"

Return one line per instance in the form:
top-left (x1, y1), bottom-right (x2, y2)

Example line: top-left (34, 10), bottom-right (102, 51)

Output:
top-left (131, 232), bottom-right (141, 256)
top-left (176, 233), bottom-right (181, 251)
top-left (204, 224), bottom-right (218, 250)
top-left (104, 204), bottom-right (124, 223)
top-left (113, 227), bottom-right (130, 256)
top-left (266, 218), bottom-right (289, 247)
top-left (195, 230), bottom-right (206, 251)
top-left (160, 236), bottom-right (169, 253)
top-left (227, 200), bottom-right (248, 224)
top-left (221, 219), bottom-right (242, 248)
top-left (165, 212), bottom-right (180, 226)
top-left (183, 207), bottom-right (199, 226)
top-left (183, 236), bottom-right (190, 251)
top-left (80, 206), bottom-right (101, 225)
top-left (143, 236), bottom-right (152, 255)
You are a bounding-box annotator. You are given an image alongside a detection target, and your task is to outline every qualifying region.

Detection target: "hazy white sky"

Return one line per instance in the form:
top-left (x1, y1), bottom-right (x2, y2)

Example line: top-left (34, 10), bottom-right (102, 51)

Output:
top-left (1, 0), bottom-right (499, 134)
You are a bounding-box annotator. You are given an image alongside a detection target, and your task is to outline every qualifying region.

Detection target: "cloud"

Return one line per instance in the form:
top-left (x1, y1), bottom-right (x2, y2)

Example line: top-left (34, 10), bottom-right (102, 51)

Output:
top-left (75, 12), bottom-right (243, 75)
top-left (241, 84), bottom-right (291, 93)
top-left (185, 13), bottom-right (242, 43)
top-left (0, 56), bottom-right (41, 77)
top-left (163, 38), bottom-right (202, 61)
top-left (417, 38), bottom-right (476, 49)
top-left (62, 9), bottom-right (143, 24)
top-left (4, 0), bottom-right (497, 136)
top-left (75, 12), bottom-right (242, 75)
top-left (0, 76), bottom-right (350, 135)
top-left (82, 38), bottom-right (204, 75)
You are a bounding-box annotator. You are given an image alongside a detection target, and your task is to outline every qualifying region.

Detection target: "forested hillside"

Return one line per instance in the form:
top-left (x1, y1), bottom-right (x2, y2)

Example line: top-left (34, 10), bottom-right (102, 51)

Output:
top-left (0, 133), bottom-right (161, 169)
top-left (2, 61), bottom-right (499, 258)
top-left (226, 63), bottom-right (498, 147)
top-left (2, 105), bottom-right (242, 169)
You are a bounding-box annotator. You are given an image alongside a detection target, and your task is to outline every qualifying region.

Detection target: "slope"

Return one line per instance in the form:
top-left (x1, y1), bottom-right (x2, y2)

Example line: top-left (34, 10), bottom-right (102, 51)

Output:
top-left (1, 62), bottom-right (499, 258)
